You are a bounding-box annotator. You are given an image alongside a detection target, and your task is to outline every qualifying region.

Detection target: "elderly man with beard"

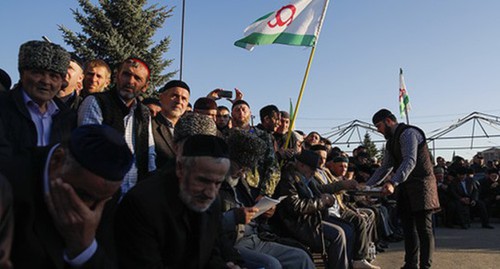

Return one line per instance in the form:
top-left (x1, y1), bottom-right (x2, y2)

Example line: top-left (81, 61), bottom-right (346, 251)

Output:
top-left (57, 53), bottom-right (84, 111)
top-left (366, 109), bottom-right (440, 269)
top-left (115, 135), bottom-right (243, 269)
top-left (78, 57), bottom-right (156, 194)
top-left (152, 80), bottom-right (190, 168)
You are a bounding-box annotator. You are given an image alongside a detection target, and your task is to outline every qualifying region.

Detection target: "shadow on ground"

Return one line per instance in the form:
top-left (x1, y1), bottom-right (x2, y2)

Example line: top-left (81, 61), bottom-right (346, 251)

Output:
top-left (372, 221), bottom-right (500, 269)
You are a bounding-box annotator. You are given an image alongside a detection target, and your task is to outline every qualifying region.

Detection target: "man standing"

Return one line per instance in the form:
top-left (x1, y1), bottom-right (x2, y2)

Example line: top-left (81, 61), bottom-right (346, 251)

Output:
top-left (78, 57), bottom-right (156, 194)
top-left (57, 53), bottom-right (84, 110)
top-left (366, 109), bottom-right (440, 269)
top-left (216, 106), bottom-right (232, 133)
top-left (274, 111), bottom-right (301, 163)
top-left (9, 124), bottom-right (133, 269)
top-left (80, 59), bottom-right (111, 98)
top-left (115, 135), bottom-right (242, 268)
top-left (152, 80), bottom-right (190, 168)
top-left (193, 97), bottom-right (218, 121)
top-left (0, 40), bottom-right (75, 170)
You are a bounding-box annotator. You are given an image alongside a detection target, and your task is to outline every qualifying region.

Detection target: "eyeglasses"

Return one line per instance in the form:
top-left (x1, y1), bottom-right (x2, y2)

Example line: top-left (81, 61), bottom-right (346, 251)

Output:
top-left (217, 114), bottom-right (230, 118)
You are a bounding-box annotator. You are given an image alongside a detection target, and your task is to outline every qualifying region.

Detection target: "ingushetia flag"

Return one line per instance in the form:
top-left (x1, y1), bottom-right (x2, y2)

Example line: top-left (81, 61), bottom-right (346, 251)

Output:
top-left (399, 68), bottom-right (411, 118)
top-left (235, 0), bottom-right (329, 51)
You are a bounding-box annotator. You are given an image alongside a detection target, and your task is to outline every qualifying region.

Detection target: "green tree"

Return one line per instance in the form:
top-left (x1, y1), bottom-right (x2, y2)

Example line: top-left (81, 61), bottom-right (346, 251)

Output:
top-left (59, 0), bottom-right (176, 94)
top-left (363, 132), bottom-right (379, 159)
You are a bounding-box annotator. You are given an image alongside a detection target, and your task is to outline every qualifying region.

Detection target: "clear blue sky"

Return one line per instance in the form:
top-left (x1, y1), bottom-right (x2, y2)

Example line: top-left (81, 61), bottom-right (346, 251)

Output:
top-left (2, 0), bottom-right (500, 160)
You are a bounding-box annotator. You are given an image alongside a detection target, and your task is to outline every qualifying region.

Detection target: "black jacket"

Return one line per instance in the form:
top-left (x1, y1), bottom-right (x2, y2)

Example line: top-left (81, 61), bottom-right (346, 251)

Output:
top-left (274, 163), bottom-right (331, 252)
top-left (0, 86), bottom-right (75, 173)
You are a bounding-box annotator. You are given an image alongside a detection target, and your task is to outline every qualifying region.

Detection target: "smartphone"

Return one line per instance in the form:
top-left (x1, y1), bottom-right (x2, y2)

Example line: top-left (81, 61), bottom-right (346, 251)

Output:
top-left (218, 90), bottom-right (233, 98)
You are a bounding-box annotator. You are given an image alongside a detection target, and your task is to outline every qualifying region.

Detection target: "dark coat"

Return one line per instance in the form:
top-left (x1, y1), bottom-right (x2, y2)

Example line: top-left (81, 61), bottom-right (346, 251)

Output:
top-left (151, 114), bottom-right (176, 168)
top-left (115, 169), bottom-right (229, 269)
top-left (0, 86), bottom-right (75, 172)
top-left (387, 123), bottom-right (440, 212)
top-left (449, 178), bottom-right (480, 202)
top-left (8, 147), bottom-right (116, 269)
top-left (274, 163), bottom-right (330, 252)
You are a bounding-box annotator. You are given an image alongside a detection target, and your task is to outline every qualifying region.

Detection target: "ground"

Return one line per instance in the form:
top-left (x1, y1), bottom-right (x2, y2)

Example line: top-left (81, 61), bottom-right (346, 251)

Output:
top-left (372, 220), bottom-right (500, 269)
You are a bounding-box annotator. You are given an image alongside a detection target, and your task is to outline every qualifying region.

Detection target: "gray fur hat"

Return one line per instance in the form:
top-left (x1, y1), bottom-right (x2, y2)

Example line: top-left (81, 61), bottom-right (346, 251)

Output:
top-left (18, 40), bottom-right (70, 77)
top-left (174, 112), bottom-right (217, 143)
top-left (226, 129), bottom-right (265, 169)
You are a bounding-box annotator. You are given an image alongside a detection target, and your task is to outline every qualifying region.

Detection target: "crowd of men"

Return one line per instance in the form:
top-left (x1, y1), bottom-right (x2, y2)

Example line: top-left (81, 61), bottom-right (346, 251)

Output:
top-left (0, 40), bottom-right (496, 269)
top-left (434, 154), bottom-right (500, 229)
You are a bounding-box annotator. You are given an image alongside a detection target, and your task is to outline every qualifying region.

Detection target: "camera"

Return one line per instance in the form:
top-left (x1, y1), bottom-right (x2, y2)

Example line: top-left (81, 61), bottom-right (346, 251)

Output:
top-left (218, 90), bottom-right (233, 98)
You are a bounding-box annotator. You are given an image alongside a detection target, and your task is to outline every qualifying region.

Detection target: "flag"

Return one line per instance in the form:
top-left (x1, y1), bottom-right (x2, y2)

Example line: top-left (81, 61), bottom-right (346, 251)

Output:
top-left (289, 98), bottom-right (294, 120)
top-left (399, 68), bottom-right (411, 118)
top-left (234, 0), bottom-right (329, 51)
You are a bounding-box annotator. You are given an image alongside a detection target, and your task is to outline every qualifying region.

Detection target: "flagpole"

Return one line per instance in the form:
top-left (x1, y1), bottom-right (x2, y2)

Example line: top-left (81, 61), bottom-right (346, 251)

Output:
top-left (283, 46), bottom-right (317, 151)
top-left (179, 0), bottom-right (186, 80)
top-left (405, 106), bottom-right (410, 124)
top-left (283, 0), bottom-right (330, 152)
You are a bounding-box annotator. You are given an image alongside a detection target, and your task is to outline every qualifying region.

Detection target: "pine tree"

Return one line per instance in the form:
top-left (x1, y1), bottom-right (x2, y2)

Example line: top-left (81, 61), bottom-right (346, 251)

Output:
top-left (59, 0), bottom-right (176, 94)
top-left (363, 132), bottom-right (379, 159)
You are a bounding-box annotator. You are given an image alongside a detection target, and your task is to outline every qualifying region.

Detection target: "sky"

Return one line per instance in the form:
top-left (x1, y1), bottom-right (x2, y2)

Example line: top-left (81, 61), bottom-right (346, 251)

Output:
top-left (2, 0), bottom-right (500, 161)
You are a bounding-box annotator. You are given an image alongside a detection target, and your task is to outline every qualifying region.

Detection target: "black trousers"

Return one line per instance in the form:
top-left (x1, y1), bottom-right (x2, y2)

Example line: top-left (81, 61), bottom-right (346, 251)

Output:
top-left (398, 189), bottom-right (435, 269)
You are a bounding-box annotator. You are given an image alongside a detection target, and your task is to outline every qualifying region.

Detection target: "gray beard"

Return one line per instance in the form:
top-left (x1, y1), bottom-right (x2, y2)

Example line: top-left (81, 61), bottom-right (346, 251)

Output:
top-left (226, 176), bottom-right (240, 188)
top-left (178, 180), bottom-right (212, 213)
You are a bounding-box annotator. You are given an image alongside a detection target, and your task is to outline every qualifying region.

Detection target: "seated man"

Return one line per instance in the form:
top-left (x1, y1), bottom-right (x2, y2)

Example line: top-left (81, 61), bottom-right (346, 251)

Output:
top-left (220, 130), bottom-right (314, 269)
top-left (449, 167), bottom-right (493, 229)
top-left (9, 124), bottom-right (133, 269)
top-left (274, 150), bottom-right (351, 269)
top-left (311, 145), bottom-right (380, 269)
top-left (115, 135), bottom-right (242, 268)
top-left (479, 168), bottom-right (500, 217)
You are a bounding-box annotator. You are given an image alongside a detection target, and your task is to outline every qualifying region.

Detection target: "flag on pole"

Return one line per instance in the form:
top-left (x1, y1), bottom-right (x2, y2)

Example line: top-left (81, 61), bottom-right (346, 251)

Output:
top-left (399, 68), bottom-right (411, 118)
top-left (234, 0), bottom-right (329, 51)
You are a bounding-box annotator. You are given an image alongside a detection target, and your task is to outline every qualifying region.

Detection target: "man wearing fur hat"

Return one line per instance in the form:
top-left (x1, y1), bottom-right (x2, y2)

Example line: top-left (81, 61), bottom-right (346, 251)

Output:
top-left (78, 57), bottom-right (156, 194)
top-left (219, 130), bottom-right (315, 269)
top-left (231, 100), bottom-right (281, 197)
top-left (0, 40), bottom-right (76, 171)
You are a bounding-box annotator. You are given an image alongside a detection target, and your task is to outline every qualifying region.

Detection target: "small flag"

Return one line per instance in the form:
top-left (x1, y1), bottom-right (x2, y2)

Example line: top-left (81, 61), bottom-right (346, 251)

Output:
top-left (399, 68), bottom-right (411, 118)
top-left (289, 98), bottom-right (294, 120)
top-left (235, 0), bottom-right (329, 51)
